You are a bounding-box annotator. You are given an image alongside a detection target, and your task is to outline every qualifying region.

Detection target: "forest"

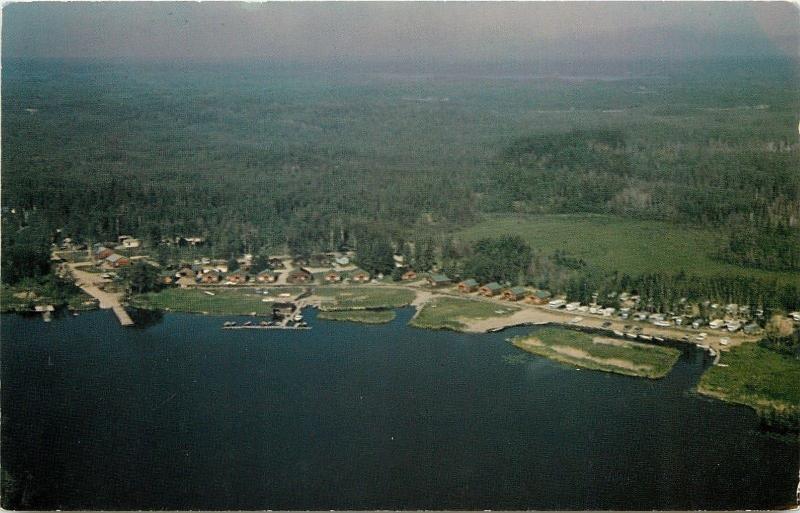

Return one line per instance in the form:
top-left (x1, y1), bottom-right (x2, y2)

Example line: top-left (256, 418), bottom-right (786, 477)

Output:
top-left (2, 57), bottom-right (798, 311)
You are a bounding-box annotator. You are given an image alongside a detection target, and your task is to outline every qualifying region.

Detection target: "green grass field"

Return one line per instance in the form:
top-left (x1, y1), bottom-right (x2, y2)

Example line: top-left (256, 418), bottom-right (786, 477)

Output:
top-left (129, 287), bottom-right (303, 315)
top-left (410, 297), bottom-right (518, 331)
top-left (314, 286), bottom-right (415, 311)
top-left (698, 343), bottom-right (800, 430)
top-left (511, 327), bottom-right (681, 378)
top-left (457, 214), bottom-right (798, 283)
top-left (317, 309), bottom-right (396, 324)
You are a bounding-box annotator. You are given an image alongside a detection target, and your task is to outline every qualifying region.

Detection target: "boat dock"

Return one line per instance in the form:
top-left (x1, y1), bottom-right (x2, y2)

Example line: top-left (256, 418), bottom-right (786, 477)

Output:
top-left (113, 305), bottom-right (135, 326)
top-left (223, 325), bottom-right (310, 330)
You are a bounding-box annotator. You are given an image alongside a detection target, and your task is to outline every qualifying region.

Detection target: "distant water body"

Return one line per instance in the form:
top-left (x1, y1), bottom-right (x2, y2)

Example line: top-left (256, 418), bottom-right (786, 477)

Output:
top-left (1, 308), bottom-right (797, 510)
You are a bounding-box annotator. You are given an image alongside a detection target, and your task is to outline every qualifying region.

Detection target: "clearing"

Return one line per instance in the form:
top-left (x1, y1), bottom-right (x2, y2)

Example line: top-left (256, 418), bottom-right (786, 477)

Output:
top-left (457, 214), bottom-right (798, 284)
top-left (410, 296), bottom-right (519, 331)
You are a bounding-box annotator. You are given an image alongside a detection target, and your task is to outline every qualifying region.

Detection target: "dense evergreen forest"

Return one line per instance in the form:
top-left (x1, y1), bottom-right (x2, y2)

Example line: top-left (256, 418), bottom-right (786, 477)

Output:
top-left (2, 58), bottom-right (799, 309)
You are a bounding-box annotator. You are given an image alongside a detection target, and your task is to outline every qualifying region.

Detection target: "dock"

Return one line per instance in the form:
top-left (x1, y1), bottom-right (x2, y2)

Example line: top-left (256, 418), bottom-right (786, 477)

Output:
top-left (112, 305), bottom-right (135, 326)
top-left (222, 325), bottom-right (310, 330)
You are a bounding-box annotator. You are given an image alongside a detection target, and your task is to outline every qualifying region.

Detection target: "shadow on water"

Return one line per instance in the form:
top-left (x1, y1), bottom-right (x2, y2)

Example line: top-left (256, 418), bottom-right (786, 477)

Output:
top-left (127, 307), bottom-right (164, 329)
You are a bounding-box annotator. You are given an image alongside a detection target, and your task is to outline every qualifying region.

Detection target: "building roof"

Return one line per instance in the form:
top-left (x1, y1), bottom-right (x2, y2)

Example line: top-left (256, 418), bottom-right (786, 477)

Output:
top-left (483, 282), bottom-right (502, 291)
top-left (533, 289), bottom-right (552, 299)
top-left (508, 286), bottom-right (527, 295)
top-left (106, 253), bottom-right (127, 263)
top-left (461, 279), bottom-right (478, 287)
top-left (430, 274), bottom-right (451, 282)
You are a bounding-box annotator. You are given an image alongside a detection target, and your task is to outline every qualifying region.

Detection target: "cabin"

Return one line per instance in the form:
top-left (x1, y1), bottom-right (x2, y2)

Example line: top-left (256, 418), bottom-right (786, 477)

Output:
top-left (427, 274), bottom-right (452, 287)
top-left (503, 286), bottom-right (527, 301)
top-left (335, 256), bottom-right (350, 266)
top-left (177, 275), bottom-right (196, 288)
top-left (268, 258), bottom-right (286, 270)
top-left (525, 290), bottom-right (552, 305)
top-left (401, 270), bottom-right (418, 281)
top-left (287, 268), bottom-right (313, 284)
top-left (351, 271), bottom-right (371, 283)
top-left (94, 246), bottom-right (113, 260)
top-left (458, 279), bottom-right (479, 293)
top-left (226, 271), bottom-right (249, 285)
top-left (255, 270), bottom-right (279, 283)
top-left (324, 270), bottom-right (342, 283)
top-left (121, 238), bottom-right (141, 249)
top-left (479, 282), bottom-right (503, 297)
top-left (200, 270), bottom-right (221, 284)
top-left (105, 253), bottom-right (130, 268)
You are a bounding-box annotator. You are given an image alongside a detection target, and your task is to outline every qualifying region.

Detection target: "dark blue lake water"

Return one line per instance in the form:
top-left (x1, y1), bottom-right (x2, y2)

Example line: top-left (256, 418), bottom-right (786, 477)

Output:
top-left (1, 308), bottom-right (797, 510)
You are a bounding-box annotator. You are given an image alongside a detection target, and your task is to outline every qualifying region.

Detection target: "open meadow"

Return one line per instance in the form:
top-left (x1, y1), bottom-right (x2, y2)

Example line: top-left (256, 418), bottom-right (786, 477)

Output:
top-left (457, 214), bottom-right (799, 284)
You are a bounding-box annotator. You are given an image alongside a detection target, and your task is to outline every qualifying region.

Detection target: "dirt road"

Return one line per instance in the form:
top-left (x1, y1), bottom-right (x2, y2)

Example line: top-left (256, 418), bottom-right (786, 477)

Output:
top-left (66, 263), bottom-right (134, 325)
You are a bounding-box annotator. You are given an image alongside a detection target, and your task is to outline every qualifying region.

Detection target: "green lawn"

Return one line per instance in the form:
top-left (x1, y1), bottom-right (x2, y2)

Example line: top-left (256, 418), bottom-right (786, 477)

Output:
top-left (129, 287), bottom-right (302, 315)
top-left (410, 297), bottom-right (518, 331)
top-left (511, 327), bottom-right (681, 379)
top-left (317, 309), bottom-right (396, 324)
top-left (698, 343), bottom-right (800, 431)
top-left (314, 286), bottom-right (415, 311)
top-left (457, 214), bottom-right (798, 283)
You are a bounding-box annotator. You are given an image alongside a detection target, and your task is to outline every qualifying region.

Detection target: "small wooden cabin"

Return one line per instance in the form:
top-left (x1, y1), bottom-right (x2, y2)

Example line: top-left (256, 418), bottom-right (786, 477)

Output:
top-left (458, 279), bottom-right (479, 293)
top-left (503, 286), bottom-right (527, 301)
top-left (479, 282), bottom-right (502, 297)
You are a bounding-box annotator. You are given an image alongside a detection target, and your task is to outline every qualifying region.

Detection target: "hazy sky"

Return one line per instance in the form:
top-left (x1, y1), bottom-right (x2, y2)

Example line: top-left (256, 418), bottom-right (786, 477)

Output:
top-left (3, 2), bottom-right (798, 62)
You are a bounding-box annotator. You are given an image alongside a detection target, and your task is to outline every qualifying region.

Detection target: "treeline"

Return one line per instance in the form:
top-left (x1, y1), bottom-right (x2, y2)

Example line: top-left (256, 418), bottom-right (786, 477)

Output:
top-left (717, 223), bottom-right (800, 272)
top-left (492, 129), bottom-right (800, 238)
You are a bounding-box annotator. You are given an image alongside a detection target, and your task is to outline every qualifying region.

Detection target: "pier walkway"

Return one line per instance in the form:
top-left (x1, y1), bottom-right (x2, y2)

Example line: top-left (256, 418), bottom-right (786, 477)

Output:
top-left (66, 262), bottom-right (135, 326)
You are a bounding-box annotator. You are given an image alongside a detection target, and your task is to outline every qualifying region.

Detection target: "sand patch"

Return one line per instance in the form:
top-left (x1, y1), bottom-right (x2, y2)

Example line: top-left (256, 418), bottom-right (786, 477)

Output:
top-left (592, 336), bottom-right (630, 347)
top-left (551, 345), bottom-right (652, 372)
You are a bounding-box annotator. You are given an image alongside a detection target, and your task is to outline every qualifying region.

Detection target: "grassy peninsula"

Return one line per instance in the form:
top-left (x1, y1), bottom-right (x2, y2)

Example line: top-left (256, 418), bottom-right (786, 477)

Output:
top-left (511, 327), bottom-right (681, 379)
top-left (317, 309), bottom-right (396, 324)
top-left (410, 297), bottom-right (518, 331)
top-left (698, 342), bottom-right (800, 432)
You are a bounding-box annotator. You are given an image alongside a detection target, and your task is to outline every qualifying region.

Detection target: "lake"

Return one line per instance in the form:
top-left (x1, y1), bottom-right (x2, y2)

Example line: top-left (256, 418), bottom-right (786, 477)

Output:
top-left (1, 308), bottom-right (797, 510)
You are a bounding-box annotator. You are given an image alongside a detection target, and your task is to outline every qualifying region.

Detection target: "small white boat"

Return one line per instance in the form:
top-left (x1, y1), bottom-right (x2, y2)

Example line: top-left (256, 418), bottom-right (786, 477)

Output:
top-left (613, 330), bottom-right (624, 337)
top-left (293, 314), bottom-right (303, 321)
top-left (639, 335), bottom-right (653, 341)
top-left (203, 291), bottom-right (216, 296)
